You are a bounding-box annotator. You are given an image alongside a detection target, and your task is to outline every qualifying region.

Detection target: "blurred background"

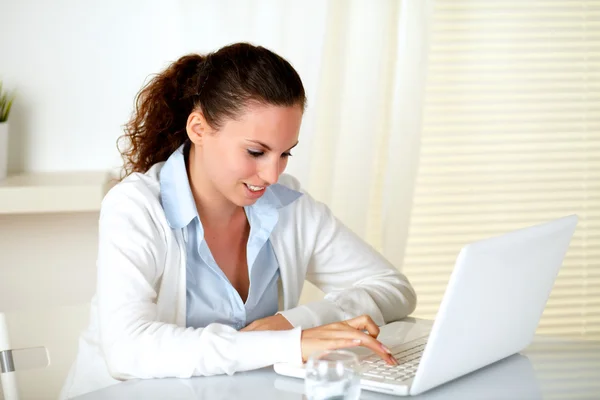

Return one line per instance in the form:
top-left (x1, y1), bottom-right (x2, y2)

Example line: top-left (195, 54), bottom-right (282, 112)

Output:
top-left (0, 0), bottom-right (598, 398)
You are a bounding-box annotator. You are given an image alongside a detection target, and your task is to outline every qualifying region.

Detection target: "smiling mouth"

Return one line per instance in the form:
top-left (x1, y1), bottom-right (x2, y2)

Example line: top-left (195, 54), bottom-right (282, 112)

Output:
top-left (245, 183), bottom-right (266, 192)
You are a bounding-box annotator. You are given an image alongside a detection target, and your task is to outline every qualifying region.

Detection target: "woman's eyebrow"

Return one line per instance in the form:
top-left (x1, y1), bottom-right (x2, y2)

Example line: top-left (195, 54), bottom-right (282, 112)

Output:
top-left (246, 140), bottom-right (299, 152)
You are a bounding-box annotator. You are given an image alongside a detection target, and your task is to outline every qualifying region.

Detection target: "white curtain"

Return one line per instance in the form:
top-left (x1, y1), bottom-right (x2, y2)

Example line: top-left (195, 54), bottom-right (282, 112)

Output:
top-left (404, 0), bottom-right (600, 340)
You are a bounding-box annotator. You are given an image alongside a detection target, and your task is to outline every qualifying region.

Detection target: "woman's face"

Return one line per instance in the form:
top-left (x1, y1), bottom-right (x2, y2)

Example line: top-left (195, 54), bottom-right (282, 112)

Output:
top-left (189, 103), bottom-right (303, 207)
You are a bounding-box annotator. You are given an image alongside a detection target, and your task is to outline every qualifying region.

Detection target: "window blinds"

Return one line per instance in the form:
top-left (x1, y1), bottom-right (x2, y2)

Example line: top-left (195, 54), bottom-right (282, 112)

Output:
top-left (403, 0), bottom-right (600, 339)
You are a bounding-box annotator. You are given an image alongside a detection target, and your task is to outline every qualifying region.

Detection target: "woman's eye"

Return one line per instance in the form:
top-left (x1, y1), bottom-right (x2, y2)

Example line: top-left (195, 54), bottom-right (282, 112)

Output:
top-left (248, 149), bottom-right (293, 158)
top-left (247, 150), bottom-right (264, 158)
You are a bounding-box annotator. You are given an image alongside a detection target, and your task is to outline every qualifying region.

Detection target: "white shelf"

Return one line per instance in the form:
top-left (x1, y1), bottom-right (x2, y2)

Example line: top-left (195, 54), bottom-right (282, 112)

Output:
top-left (0, 171), bottom-right (112, 214)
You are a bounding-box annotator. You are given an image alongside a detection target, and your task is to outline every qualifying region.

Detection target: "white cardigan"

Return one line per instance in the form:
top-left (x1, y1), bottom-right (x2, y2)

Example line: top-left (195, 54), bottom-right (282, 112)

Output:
top-left (61, 163), bottom-right (417, 399)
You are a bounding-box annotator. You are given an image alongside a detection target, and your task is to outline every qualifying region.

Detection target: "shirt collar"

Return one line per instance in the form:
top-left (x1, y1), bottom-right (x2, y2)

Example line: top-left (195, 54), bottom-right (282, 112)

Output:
top-left (160, 144), bottom-right (198, 229)
top-left (160, 144), bottom-right (303, 229)
top-left (256, 182), bottom-right (303, 211)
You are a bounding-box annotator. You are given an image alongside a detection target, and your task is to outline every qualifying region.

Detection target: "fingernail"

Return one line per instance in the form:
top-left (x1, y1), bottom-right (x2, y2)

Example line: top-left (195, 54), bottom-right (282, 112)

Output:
top-left (381, 344), bottom-right (392, 354)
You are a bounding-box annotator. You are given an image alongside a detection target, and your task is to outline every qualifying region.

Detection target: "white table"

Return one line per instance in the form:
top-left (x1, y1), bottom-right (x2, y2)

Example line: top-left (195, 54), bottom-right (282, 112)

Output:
top-left (73, 335), bottom-right (600, 399)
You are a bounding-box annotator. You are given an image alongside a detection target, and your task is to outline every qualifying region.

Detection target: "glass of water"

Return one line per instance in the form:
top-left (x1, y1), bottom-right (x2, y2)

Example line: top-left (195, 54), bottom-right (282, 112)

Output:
top-left (304, 349), bottom-right (361, 400)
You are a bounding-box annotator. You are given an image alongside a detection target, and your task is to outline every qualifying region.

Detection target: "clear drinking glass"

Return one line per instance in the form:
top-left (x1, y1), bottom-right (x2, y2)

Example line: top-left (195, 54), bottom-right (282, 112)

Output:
top-left (304, 349), bottom-right (361, 400)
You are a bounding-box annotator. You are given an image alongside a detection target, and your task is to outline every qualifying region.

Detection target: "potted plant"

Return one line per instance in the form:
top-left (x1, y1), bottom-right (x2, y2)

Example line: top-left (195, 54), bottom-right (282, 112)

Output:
top-left (0, 80), bottom-right (15, 180)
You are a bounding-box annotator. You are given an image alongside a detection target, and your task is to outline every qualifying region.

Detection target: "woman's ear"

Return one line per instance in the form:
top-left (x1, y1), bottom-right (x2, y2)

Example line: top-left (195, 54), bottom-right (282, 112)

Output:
top-left (186, 111), bottom-right (210, 146)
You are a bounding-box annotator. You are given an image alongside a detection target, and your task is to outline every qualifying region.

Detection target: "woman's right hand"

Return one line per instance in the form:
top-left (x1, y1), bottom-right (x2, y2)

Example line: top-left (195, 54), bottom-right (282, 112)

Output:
top-left (300, 315), bottom-right (398, 365)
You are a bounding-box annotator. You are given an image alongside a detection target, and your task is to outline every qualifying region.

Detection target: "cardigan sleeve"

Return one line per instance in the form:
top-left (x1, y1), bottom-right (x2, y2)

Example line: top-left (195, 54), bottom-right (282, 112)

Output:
top-left (278, 189), bottom-right (417, 329)
top-left (97, 183), bottom-right (302, 380)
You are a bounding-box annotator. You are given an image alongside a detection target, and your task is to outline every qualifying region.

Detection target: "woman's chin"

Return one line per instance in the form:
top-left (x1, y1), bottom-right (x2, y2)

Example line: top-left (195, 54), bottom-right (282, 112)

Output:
top-left (232, 183), bottom-right (263, 205)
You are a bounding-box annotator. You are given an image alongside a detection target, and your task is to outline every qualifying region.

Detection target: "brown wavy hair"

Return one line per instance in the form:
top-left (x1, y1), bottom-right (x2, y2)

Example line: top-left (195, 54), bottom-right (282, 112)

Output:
top-left (118, 42), bottom-right (306, 178)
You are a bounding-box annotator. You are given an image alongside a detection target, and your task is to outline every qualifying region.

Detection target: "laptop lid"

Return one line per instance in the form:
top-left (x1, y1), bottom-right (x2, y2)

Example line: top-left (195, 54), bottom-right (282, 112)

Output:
top-left (410, 215), bottom-right (578, 395)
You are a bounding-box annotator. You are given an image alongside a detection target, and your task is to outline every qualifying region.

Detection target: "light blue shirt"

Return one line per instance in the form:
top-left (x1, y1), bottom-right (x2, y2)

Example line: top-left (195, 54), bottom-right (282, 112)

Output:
top-left (159, 144), bottom-right (302, 330)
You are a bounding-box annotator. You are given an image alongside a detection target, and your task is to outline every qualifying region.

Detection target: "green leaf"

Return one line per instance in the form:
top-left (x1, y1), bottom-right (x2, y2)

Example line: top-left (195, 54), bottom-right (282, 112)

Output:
top-left (0, 79), bottom-right (16, 122)
top-left (1, 96), bottom-right (14, 122)
top-left (0, 94), bottom-right (6, 121)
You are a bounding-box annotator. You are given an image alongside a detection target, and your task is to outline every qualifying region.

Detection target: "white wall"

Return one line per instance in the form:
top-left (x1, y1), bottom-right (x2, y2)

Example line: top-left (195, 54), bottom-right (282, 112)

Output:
top-left (0, 213), bottom-right (98, 312)
top-left (1, 0), bottom-right (181, 173)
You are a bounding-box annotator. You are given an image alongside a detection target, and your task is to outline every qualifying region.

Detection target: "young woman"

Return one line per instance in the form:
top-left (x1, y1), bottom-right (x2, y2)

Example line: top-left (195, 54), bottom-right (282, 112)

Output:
top-left (61, 42), bottom-right (416, 398)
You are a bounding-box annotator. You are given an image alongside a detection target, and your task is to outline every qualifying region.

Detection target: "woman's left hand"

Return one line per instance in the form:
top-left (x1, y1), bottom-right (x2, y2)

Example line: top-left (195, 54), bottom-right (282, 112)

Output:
top-left (240, 314), bottom-right (293, 331)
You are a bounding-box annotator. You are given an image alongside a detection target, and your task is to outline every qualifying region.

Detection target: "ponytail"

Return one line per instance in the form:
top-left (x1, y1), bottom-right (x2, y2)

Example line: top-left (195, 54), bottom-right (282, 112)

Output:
top-left (119, 54), bottom-right (208, 177)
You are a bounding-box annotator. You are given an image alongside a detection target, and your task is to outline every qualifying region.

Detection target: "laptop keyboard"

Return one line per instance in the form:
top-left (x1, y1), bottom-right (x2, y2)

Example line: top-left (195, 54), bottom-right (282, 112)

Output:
top-left (360, 337), bottom-right (428, 382)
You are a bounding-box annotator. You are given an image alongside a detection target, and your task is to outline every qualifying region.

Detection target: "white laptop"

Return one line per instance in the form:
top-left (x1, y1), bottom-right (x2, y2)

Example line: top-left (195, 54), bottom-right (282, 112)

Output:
top-left (274, 215), bottom-right (578, 396)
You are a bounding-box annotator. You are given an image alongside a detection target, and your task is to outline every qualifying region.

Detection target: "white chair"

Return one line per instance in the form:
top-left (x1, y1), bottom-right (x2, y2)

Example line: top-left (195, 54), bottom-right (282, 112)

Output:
top-left (0, 306), bottom-right (89, 400)
top-left (0, 312), bottom-right (21, 400)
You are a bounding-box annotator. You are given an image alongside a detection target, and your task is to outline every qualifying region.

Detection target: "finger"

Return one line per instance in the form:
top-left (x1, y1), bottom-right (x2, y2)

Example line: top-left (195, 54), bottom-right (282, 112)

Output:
top-left (353, 334), bottom-right (397, 366)
top-left (345, 315), bottom-right (380, 339)
top-left (309, 329), bottom-right (397, 365)
top-left (342, 335), bottom-right (397, 366)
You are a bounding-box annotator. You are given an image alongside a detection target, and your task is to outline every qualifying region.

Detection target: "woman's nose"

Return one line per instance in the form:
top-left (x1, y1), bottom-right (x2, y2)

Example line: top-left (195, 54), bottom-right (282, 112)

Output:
top-left (260, 160), bottom-right (280, 185)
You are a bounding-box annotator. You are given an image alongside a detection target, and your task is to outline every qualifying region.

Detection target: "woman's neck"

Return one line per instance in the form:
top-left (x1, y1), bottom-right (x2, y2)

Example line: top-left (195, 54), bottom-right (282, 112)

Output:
top-left (186, 144), bottom-right (244, 228)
